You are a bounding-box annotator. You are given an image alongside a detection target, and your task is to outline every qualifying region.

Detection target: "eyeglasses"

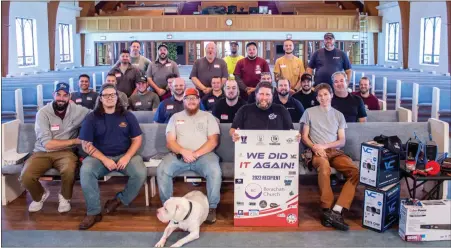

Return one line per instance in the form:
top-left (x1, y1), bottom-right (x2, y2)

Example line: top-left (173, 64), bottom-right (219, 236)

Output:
top-left (184, 96), bottom-right (199, 101)
top-left (101, 93), bottom-right (117, 99)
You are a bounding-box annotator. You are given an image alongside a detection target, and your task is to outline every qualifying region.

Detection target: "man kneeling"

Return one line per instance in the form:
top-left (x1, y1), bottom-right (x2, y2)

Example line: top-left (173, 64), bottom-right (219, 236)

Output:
top-left (300, 83), bottom-right (358, 231)
top-left (78, 84), bottom-right (147, 230)
top-left (157, 88), bottom-right (221, 224)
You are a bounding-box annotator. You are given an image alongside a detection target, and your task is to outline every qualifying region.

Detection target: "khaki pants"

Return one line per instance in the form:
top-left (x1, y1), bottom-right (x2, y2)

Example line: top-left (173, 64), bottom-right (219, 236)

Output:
top-left (312, 148), bottom-right (359, 210)
top-left (19, 150), bottom-right (78, 201)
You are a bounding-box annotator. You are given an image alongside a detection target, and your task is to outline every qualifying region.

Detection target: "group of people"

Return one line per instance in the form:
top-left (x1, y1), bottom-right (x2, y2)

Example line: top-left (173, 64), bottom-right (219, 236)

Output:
top-left (19, 32), bottom-right (382, 232)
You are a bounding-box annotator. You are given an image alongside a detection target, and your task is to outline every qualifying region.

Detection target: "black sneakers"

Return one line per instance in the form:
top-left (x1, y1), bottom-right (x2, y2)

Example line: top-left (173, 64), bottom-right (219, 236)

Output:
top-left (322, 209), bottom-right (349, 231)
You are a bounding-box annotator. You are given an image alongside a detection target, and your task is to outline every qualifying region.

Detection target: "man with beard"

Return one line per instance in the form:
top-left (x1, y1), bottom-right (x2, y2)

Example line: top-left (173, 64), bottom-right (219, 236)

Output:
top-left (157, 88), bottom-right (221, 224)
top-left (153, 78), bottom-right (205, 123)
top-left (248, 72), bottom-right (273, 104)
top-left (300, 83), bottom-right (359, 231)
top-left (105, 73), bottom-right (130, 109)
top-left (114, 40), bottom-right (151, 74)
top-left (146, 44), bottom-right (180, 98)
top-left (293, 73), bottom-right (319, 109)
top-left (273, 77), bottom-right (305, 122)
top-left (71, 74), bottom-right (98, 109)
top-left (19, 82), bottom-right (90, 213)
top-left (128, 76), bottom-right (160, 111)
top-left (109, 49), bottom-right (142, 97)
top-left (331, 71), bottom-right (367, 122)
top-left (223, 41), bottom-right (244, 76)
top-left (230, 81), bottom-right (293, 139)
top-left (201, 76), bottom-right (224, 111)
top-left (234, 42), bottom-right (270, 99)
top-left (352, 77), bottom-right (380, 110)
top-left (307, 33), bottom-right (352, 87)
top-left (274, 39), bottom-right (305, 93)
top-left (190, 42), bottom-right (228, 96)
top-left (78, 84), bottom-right (146, 230)
top-left (212, 79), bottom-right (246, 123)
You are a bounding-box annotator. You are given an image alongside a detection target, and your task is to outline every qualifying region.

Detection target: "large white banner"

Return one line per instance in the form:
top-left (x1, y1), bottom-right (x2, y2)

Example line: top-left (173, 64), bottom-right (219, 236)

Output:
top-left (234, 130), bottom-right (299, 227)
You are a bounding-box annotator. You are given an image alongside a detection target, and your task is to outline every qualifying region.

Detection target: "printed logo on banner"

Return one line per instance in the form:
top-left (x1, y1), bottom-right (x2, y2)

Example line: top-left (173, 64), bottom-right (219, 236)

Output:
top-left (291, 154), bottom-right (297, 159)
top-left (284, 177), bottom-right (292, 186)
top-left (249, 209), bottom-right (260, 216)
top-left (249, 202), bottom-right (256, 206)
top-left (236, 201), bottom-right (244, 206)
top-left (256, 135), bottom-right (265, 145)
top-left (286, 138), bottom-right (294, 144)
top-left (286, 214), bottom-right (297, 224)
top-left (240, 136), bottom-right (248, 144)
top-left (237, 210), bottom-right (244, 216)
top-left (277, 213), bottom-right (286, 218)
top-left (289, 191), bottom-right (295, 196)
top-left (235, 178), bottom-right (243, 184)
top-left (289, 171), bottom-right (297, 175)
top-left (245, 183), bottom-right (262, 200)
top-left (270, 203), bottom-right (279, 208)
top-left (270, 135), bottom-right (280, 145)
top-left (259, 200), bottom-right (267, 208)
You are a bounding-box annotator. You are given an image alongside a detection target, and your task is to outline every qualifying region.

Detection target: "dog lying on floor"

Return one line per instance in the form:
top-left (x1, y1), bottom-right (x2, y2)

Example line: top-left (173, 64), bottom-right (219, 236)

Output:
top-left (155, 191), bottom-right (209, 247)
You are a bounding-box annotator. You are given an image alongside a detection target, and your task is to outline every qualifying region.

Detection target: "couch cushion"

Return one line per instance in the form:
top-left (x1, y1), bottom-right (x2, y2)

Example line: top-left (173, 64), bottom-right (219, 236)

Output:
top-left (131, 111), bottom-right (156, 123)
top-left (367, 110), bottom-right (398, 122)
top-left (1, 163), bottom-right (24, 175)
top-left (17, 123), bottom-right (36, 154)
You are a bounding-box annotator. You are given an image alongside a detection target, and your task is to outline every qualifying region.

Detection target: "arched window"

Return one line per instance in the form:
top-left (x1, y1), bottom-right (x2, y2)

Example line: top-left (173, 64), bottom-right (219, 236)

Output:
top-left (16, 18), bottom-right (36, 66)
top-left (386, 22), bottom-right (399, 61)
top-left (59, 23), bottom-right (73, 63)
top-left (420, 17), bottom-right (441, 65)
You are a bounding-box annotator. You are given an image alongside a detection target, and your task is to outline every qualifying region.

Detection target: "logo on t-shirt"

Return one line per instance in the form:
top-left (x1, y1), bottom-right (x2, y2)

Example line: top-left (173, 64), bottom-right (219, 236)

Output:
top-left (119, 122), bottom-right (127, 128)
top-left (196, 123), bottom-right (205, 132)
top-left (268, 113), bottom-right (277, 120)
top-left (333, 57), bottom-right (340, 60)
top-left (311, 100), bottom-right (315, 106)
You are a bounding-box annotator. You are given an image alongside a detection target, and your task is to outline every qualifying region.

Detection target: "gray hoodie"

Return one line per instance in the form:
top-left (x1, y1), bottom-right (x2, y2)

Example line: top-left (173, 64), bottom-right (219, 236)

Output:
top-left (34, 102), bottom-right (90, 152)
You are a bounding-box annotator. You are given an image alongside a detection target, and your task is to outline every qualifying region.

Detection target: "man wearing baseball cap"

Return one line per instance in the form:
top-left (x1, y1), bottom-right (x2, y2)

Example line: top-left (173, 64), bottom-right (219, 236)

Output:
top-left (157, 87), bottom-right (222, 224)
top-left (293, 73), bottom-right (319, 109)
top-left (19, 82), bottom-right (91, 213)
top-left (234, 42), bottom-right (270, 100)
top-left (306, 32), bottom-right (352, 88)
top-left (146, 43), bottom-right (180, 99)
top-left (223, 41), bottom-right (244, 76)
top-left (129, 76), bottom-right (160, 111)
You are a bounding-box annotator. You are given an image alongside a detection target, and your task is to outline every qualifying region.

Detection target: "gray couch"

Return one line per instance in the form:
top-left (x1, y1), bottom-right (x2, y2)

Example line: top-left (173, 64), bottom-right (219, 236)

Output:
top-left (2, 119), bottom-right (448, 206)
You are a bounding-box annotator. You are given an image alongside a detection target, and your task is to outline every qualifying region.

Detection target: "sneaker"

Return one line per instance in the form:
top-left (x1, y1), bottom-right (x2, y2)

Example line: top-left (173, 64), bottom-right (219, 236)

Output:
top-left (321, 209), bottom-right (332, 227)
top-left (58, 193), bottom-right (71, 213)
top-left (28, 189), bottom-right (50, 212)
top-left (204, 208), bottom-right (217, 224)
top-left (323, 210), bottom-right (349, 231)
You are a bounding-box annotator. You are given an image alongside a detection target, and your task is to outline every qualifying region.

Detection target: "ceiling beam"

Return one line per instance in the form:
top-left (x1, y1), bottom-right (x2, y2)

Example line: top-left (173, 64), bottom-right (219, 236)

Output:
top-left (363, 1), bottom-right (379, 16)
top-left (79, 1), bottom-right (96, 17)
top-left (2, 1), bottom-right (10, 77)
top-left (47, 1), bottom-right (60, 71)
top-left (399, 1), bottom-right (410, 69)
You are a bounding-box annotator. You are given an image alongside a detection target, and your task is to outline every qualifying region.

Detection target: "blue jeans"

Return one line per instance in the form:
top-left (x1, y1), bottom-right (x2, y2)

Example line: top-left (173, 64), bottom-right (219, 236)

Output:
top-left (157, 152), bottom-right (222, 208)
top-left (80, 155), bottom-right (147, 215)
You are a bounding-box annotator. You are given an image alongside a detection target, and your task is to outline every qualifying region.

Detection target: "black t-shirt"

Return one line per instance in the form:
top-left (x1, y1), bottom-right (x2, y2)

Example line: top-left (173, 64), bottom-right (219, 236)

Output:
top-left (212, 98), bottom-right (246, 123)
top-left (201, 92), bottom-right (224, 111)
top-left (308, 48), bottom-right (352, 86)
top-left (273, 96), bottom-right (305, 123)
top-left (71, 91), bottom-right (99, 110)
top-left (231, 104), bottom-right (294, 130)
top-left (331, 93), bottom-right (367, 123)
top-left (292, 91), bottom-right (319, 109)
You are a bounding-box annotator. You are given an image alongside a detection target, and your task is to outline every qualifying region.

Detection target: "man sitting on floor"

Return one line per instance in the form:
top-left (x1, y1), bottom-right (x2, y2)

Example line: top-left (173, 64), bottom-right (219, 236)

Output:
top-left (20, 82), bottom-right (90, 213)
top-left (157, 88), bottom-right (221, 224)
top-left (300, 83), bottom-right (359, 231)
top-left (78, 84), bottom-right (146, 230)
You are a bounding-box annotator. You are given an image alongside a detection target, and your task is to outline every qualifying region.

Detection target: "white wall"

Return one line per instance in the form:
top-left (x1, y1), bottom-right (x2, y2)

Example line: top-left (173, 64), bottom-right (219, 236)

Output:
top-left (408, 1), bottom-right (448, 74)
top-left (7, 1), bottom-right (81, 76)
top-left (55, 3), bottom-right (82, 70)
top-left (8, 1), bottom-right (50, 75)
top-left (83, 31), bottom-right (363, 66)
top-left (377, 1), bottom-right (449, 74)
top-left (377, 2), bottom-right (403, 68)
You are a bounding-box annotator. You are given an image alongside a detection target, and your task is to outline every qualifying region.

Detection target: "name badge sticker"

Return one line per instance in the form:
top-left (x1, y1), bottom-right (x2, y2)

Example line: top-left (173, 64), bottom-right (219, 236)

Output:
top-left (51, 124), bottom-right (60, 131)
top-left (255, 70), bottom-right (261, 75)
top-left (167, 105), bottom-right (174, 110)
top-left (176, 120), bottom-right (185, 125)
top-left (115, 73), bottom-right (121, 78)
top-left (214, 64), bottom-right (220, 68)
top-left (208, 99), bottom-right (215, 103)
top-left (135, 101), bottom-right (142, 106)
top-left (165, 63), bottom-right (172, 67)
top-left (87, 97), bottom-right (92, 101)
top-left (220, 114), bottom-right (229, 120)
top-left (75, 98), bottom-right (82, 103)
top-left (280, 64), bottom-right (287, 68)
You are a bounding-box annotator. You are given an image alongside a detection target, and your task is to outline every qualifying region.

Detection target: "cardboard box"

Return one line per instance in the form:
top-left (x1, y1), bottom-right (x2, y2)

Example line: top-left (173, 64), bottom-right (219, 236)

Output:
top-left (359, 141), bottom-right (400, 188)
top-left (399, 199), bottom-right (451, 242)
top-left (363, 182), bottom-right (401, 232)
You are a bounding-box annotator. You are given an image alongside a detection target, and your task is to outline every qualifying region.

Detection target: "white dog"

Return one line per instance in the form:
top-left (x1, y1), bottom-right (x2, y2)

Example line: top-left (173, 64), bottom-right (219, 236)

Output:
top-left (155, 190), bottom-right (209, 247)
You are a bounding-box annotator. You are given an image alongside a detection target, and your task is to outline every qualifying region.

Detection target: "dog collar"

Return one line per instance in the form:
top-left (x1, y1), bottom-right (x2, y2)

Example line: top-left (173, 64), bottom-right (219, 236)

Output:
top-left (172, 201), bottom-right (193, 225)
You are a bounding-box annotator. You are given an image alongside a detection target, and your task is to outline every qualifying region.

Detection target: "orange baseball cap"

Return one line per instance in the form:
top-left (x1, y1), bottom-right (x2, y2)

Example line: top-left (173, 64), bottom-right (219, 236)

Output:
top-left (184, 88), bottom-right (199, 97)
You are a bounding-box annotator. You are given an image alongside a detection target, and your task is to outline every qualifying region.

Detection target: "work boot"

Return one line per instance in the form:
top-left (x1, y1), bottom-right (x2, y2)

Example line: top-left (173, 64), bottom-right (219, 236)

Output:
top-left (205, 208), bottom-right (217, 224)
top-left (79, 214), bottom-right (102, 230)
top-left (322, 209), bottom-right (349, 231)
top-left (104, 198), bottom-right (122, 214)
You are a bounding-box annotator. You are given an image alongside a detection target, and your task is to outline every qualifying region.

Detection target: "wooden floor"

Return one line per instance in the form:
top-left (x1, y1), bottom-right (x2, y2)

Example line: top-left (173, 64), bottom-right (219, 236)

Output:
top-left (2, 176), bottom-right (417, 232)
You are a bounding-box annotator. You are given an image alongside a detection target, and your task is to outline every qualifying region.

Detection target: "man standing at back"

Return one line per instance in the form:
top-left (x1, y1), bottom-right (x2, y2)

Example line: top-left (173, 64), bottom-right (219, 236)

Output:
top-left (190, 42), bottom-right (228, 96)
top-left (274, 39), bottom-right (305, 93)
top-left (71, 74), bottom-right (98, 109)
top-left (114, 40), bottom-right (151, 75)
top-left (146, 44), bottom-right (180, 98)
top-left (307, 33), bottom-right (352, 88)
top-left (109, 49), bottom-right (142, 97)
top-left (223, 41), bottom-right (244, 76)
top-left (234, 42), bottom-right (270, 99)
top-left (300, 83), bottom-right (359, 231)
top-left (20, 82), bottom-right (90, 213)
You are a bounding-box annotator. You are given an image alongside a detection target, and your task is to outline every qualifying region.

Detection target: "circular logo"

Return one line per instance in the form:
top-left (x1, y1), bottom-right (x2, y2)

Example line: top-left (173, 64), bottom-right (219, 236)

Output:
top-left (286, 214), bottom-right (297, 224)
top-left (259, 200), bottom-right (267, 208)
top-left (245, 183), bottom-right (262, 200)
top-left (378, 201), bottom-right (382, 206)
